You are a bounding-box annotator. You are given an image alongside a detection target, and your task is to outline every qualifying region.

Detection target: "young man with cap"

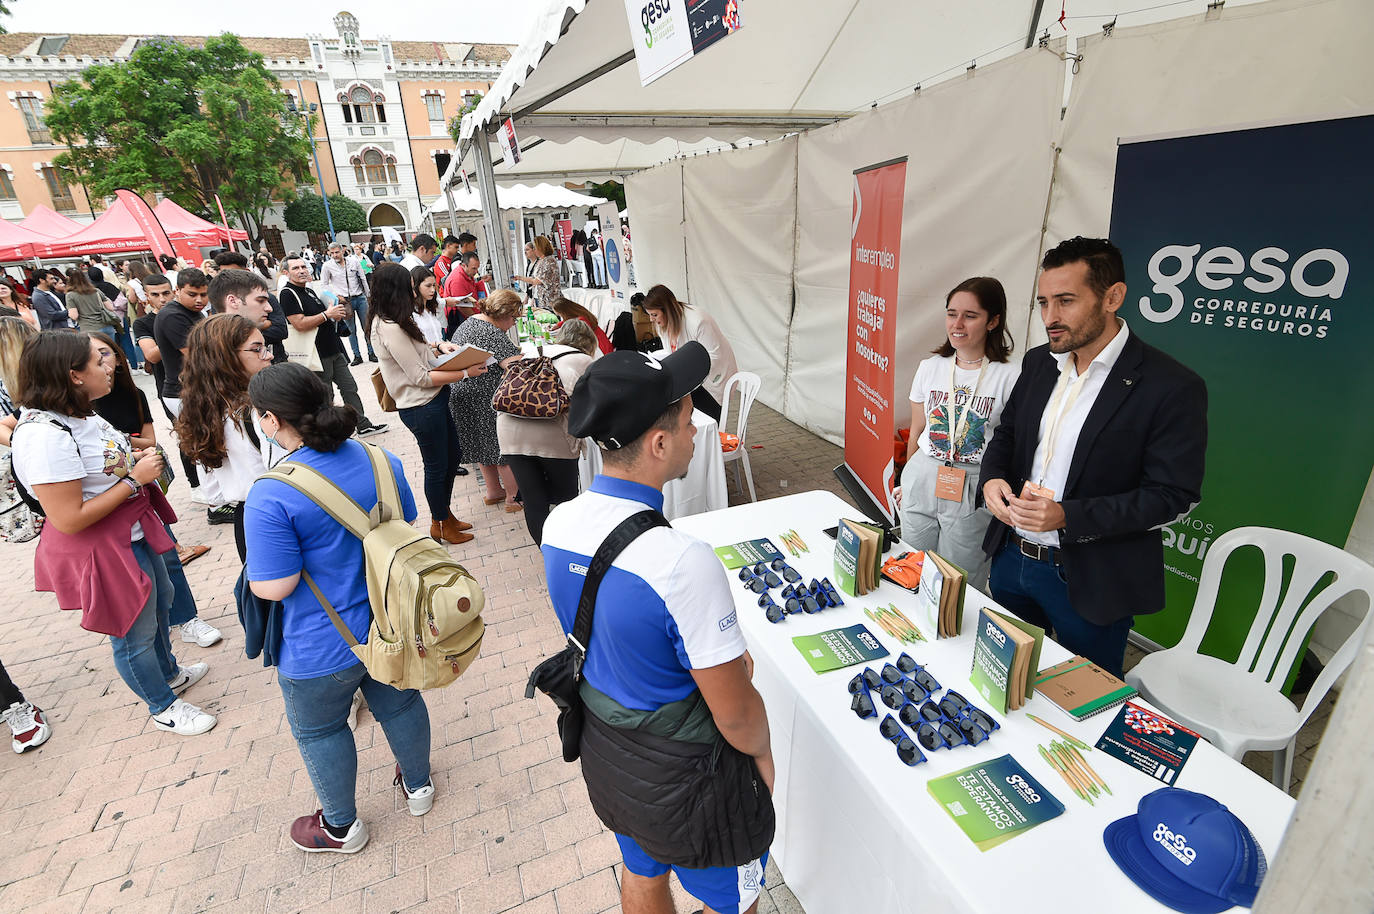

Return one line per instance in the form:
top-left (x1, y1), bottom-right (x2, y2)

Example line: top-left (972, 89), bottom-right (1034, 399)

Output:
top-left (541, 342), bottom-right (775, 914)
top-left (978, 236), bottom-right (1207, 677)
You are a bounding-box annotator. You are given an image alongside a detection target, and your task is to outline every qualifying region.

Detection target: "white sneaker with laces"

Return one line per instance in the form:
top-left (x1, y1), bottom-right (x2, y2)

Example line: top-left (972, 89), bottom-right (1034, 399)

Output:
top-left (179, 618), bottom-right (222, 647)
top-left (166, 662), bottom-right (208, 694)
top-left (5, 701), bottom-right (52, 753)
top-left (151, 699), bottom-right (216, 736)
top-left (394, 764), bottom-right (435, 816)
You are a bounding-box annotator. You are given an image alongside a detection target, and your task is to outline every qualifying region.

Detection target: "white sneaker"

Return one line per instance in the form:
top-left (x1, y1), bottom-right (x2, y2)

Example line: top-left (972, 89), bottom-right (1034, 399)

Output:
top-left (151, 699), bottom-right (216, 736)
top-left (166, 662), bottom-right (208, 694)
top-left (4, 701), bottom-right (52, 753)
top-left (394, 764), bottom-right (435, 816)
top-left (189, 486), bottom-right (214, 506)
top-left (179, 618), bottom-right (222, 648)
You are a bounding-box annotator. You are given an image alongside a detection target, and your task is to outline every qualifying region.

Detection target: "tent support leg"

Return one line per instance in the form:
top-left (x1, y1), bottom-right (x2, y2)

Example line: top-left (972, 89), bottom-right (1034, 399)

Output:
top-left (473, 131), bottom-right (512, 290)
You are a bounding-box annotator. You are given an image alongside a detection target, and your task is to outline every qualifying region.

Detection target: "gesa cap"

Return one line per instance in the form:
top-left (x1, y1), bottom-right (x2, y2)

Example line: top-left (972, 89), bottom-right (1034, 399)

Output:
top-left (1103, 787), bottom-right (1267, 913)
top-left (567, 342), bottom-right (709, 450)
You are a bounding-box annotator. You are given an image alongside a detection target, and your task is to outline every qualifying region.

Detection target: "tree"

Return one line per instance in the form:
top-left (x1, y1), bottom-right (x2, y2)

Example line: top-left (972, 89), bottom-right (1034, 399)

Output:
top-left (283, 193), bottom-right (369, 235)
top-left (44, 34), bottom-right (313, 248)
top-left (588, 180), bottom-right (626, 211)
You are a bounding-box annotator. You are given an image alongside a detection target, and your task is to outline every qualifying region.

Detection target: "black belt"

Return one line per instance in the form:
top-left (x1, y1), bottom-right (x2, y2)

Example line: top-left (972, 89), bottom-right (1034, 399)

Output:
top-left (1009, 531), bottom-right (1062, 566)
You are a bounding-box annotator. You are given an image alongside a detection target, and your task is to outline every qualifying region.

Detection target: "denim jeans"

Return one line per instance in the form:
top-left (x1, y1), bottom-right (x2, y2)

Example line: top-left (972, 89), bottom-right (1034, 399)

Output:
top-left (160, 525), bottom-right (200, 627)
top-left (344, 294), bottom-right (375, 359)
top-left (111, 540), bottom-right (180, 715)
top-left (398, 388), bottom-right (462, 520)
top-left (988, 540), bottom-right (1134, 678)
top-left (278, 661), bottom-right (431, 827)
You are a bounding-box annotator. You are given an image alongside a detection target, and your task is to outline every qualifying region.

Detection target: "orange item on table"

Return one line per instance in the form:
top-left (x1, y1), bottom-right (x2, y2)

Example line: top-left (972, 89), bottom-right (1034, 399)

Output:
top-left (880, 550), bottom-right (925, 591)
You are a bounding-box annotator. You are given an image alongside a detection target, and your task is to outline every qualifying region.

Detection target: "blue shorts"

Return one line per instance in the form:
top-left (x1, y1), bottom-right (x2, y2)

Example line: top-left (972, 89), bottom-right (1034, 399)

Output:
top-left (615, 833), bottom-right (768, 914)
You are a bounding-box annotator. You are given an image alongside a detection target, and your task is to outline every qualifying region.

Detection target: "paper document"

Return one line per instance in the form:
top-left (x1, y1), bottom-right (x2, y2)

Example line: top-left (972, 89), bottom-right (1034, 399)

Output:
top-left (430, 345), bottom-right (495, 371)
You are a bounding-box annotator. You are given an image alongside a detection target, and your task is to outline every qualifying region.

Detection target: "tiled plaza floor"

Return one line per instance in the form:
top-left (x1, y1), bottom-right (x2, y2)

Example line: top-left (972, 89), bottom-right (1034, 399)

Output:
top-left (0, 363), bottom-right (1333, 913)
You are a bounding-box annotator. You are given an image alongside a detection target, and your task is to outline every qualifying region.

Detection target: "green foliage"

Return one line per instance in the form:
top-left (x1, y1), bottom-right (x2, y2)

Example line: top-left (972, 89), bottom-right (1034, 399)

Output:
top-left (448, 93), bottom-right (484, 145)
top-left (283, 192), bottom-right (368, 235)
top-left (0, 2), bottom-right (10, 35)
top-left (588, 180), bottom-right (626, 211)
top-left (43, 34), bottom-right (313, 246)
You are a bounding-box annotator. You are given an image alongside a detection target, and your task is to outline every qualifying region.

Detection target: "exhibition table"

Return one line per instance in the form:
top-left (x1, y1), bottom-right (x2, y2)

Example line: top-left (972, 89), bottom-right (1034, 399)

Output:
top-left (561, 286), bottom-right (627, 330)
top-left (579, 409), bottom-right (727, 520)
top-left (673, 491), bottom-right (1296, 914)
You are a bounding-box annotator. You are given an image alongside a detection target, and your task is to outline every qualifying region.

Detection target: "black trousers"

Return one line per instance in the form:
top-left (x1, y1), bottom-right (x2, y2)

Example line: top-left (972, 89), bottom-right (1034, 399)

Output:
top-left (0, 658), bottom-right (25, 708)
top-left (691, 388), bottom-right (721, 423)
top-left (505, 455), bottom-right (580, 546)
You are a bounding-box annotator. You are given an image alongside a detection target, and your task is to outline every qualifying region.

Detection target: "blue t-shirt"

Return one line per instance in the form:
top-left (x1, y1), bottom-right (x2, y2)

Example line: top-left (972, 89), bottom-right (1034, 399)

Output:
top-left (244, 440), bottom-right (417, 679)
top-left (541, 475), bottom-right (746, 711)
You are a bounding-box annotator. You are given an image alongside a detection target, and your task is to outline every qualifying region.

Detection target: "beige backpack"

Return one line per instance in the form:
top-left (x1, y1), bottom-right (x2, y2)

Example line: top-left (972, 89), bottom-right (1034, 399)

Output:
top-left (261, 442), bottom-right (484, 690)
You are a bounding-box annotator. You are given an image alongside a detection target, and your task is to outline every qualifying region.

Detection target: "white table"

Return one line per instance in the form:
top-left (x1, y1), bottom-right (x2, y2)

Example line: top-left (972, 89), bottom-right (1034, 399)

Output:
top-left (580, 409), bottom-right (728, 521)
top-left (562, 286), bottom-right (627, 331)
top-left (673, 491), bottom-right (1296, 914)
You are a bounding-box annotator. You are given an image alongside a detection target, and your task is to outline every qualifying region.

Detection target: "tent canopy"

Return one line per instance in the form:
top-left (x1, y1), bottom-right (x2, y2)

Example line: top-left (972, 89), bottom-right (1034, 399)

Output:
top-left (426, 182), bottom-right (607, 216)
top-left (152, 199), bottom-right (249, 245)
top-left (20, 205), bottom-right (84, 239)
top-left (30, 195), bottom-right (247, 259)
top-left (0, 219), bottom-right (51, 263)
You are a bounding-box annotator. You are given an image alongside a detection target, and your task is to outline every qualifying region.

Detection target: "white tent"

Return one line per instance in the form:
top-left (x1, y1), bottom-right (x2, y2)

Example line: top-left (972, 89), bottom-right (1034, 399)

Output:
top-left (423, 182), bottom-right (607, 217)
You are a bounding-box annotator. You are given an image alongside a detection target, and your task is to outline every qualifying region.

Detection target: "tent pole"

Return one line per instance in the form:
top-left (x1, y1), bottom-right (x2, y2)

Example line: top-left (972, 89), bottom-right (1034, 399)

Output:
top-left (442, 183), bottom-right (460, 242)
top-left (1024, 0), bottom-right (1047, 48)
top-left (473, 129), bottom-right (512, 290)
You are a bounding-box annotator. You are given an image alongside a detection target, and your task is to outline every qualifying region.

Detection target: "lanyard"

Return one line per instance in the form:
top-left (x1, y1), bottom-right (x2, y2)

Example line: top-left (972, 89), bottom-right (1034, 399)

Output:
top-left (1037, 361), bottom-right (1089, 486)
top-left (944, 359), bottom-right (984, 464)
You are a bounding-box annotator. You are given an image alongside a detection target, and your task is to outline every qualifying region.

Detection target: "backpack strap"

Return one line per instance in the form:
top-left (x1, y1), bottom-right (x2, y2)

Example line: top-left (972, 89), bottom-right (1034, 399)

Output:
top-left (569, 509), bottom-right (669, 680)
top-left (258, 462), bottom-right (372, 539)
top-left (357, 441), bottom-right (401, 526)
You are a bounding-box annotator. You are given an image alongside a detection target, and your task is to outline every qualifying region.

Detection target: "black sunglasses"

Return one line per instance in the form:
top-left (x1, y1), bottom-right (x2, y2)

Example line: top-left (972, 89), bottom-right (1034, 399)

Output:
top-left (851, 689), bottom-right (877, 719)
top-left (879, 714), bottom-right (926, 766)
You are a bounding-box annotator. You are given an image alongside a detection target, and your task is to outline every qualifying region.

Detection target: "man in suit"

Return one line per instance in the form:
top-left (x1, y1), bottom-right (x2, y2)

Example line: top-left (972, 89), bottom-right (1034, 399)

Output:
top-left (978, 236), bottom-right (1207, 676)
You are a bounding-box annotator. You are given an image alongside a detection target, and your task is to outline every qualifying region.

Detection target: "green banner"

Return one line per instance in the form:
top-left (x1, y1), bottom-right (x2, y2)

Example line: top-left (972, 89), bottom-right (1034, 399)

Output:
top-left (1109, 114), bottom-right (1374, 660)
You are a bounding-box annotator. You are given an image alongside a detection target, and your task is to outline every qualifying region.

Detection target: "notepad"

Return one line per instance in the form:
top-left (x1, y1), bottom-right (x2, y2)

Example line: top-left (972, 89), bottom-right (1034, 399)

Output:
top-left (1033, 656), bottom-right (1139, 721)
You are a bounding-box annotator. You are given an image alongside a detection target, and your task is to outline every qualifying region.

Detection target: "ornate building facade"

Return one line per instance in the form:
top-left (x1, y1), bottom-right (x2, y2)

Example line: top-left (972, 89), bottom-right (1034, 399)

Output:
top-left (0, 13), bottom-right (510, 233)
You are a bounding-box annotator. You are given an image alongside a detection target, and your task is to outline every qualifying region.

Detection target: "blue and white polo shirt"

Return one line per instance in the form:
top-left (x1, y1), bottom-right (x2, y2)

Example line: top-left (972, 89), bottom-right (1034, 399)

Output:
top-left (541, 475), bottom-right (746, 711)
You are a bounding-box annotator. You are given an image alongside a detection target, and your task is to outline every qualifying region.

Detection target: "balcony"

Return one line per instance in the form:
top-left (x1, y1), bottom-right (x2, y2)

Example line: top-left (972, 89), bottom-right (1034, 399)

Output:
top-left (26, 127), bottom-right (52, 145)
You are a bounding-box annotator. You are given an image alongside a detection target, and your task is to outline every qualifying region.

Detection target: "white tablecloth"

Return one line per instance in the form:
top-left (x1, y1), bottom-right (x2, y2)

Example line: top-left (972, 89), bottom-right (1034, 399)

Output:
top-left (673, 491), bottom-right (1296, 914)
top-left (561, 286), bottom-right (627, 331)
top-left (579, 409), bottom-right (727, 521)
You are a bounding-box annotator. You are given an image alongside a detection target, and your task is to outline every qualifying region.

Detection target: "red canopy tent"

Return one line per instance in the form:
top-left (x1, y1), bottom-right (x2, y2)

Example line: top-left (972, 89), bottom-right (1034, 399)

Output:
top-left (152, 199), bottom-right (249, 246)
top-left (21, 205), bottom-right (84, 239)
top-left (31, 195), bottom-right (246, 260)
top-left (0, 219), bottom-right (50, 262)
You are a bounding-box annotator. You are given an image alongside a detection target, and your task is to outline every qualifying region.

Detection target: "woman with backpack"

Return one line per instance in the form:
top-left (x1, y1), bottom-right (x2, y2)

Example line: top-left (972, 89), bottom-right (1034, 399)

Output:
top-left (244, 361), bottom-right (434, 854)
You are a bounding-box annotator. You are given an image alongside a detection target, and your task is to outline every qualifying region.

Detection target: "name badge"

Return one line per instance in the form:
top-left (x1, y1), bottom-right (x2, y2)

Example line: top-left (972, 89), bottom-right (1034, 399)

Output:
top-left (935, 464), bottom-right (965, 502)
top-left (1021, 481), bottom-right (1056, 500)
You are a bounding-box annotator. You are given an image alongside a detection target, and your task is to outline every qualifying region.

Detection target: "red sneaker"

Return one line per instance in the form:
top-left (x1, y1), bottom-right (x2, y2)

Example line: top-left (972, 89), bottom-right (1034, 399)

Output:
top-left (289, 810), bottom-right (368, 853)
top-left (5, 702), bottom-right (51, 754)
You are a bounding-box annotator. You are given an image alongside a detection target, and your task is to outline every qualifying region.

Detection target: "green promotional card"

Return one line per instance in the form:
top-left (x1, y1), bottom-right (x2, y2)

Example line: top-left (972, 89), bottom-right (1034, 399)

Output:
top-left (791, 624), bottom-right (888, 674)
top-left (714, 538), bottom-right (784, 570)
top-left (927, 754), bottom-right (1064, 851)
top-left (833, 522), bottom-right (862, 596)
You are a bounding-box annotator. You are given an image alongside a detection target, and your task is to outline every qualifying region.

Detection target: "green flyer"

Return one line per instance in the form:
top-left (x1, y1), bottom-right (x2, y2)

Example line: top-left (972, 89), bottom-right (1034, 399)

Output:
top-left (714, 538), bottom-right (783, 569)
top-left (791, 624), bottom-right (888, 674)
top-left (927, 754), bottom-right (1064, 851)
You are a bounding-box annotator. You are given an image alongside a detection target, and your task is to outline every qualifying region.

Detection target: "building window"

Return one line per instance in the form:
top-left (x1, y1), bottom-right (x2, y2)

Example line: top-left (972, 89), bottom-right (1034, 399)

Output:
top-left (349, 86), bottom-right (387, 125)
top-left (41, 165), bottom-right (74, 211)
top-left (423, 93), bottom-right (443, 121)
top-left (353, 163), bottom-right (365, 184)
top-left (19, 97), bottom-right (51, 145)
top-left (354, 149), bottom-right (398, 186)
top-left (0, 170), bottom-right (14, 201)
top-left (363, 149), bottom-right (387, 184)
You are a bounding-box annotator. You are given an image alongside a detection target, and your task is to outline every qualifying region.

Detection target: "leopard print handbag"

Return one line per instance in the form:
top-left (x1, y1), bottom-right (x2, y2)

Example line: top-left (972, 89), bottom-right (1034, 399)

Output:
top-left (491, 346), bottom-right (577, 419)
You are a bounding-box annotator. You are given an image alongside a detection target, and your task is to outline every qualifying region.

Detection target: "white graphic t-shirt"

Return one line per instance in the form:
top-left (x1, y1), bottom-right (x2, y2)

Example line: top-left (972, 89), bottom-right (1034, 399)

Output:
top-left (12, 409), bottom-right (143, 539)
top-left (909, 355), bottom-right (1020, 464)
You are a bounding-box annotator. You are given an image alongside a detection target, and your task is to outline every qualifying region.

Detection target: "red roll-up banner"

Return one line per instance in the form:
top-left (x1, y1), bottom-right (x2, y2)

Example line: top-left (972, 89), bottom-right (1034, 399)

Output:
top-left (116, 189), bottom-right (176, 262)
top-left (554, 219), bottom-right (572, 260)
top-left (843, 158), bottom-right (907, 524)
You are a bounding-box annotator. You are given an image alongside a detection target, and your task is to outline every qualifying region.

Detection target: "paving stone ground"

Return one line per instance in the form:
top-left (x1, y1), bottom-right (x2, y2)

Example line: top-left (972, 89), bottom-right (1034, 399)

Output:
top-left (0, 363), bottom-right (1331, 913)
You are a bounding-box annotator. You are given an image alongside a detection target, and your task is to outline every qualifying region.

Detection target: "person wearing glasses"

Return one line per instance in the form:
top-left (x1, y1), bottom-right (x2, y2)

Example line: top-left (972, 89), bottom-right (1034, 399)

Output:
top-left (175, 315), bottom-right (278, 562)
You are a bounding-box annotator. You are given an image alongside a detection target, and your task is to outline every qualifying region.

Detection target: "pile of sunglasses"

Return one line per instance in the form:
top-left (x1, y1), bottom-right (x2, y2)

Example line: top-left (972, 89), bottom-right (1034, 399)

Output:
top-left (740, 561), bottom-right (843, 624)
top-left (848, 655), bottom-right (1000, 766)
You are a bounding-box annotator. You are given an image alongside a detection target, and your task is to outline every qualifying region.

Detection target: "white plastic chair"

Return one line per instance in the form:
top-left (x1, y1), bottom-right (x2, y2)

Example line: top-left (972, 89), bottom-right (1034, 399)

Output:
top-left (1126, 526), bottom-right (1374, 793)
top-left (718, 371), bottom-right (761, 502)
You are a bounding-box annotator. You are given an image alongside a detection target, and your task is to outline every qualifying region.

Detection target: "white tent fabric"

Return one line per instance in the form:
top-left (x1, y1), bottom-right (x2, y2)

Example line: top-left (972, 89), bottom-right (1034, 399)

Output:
top-left (423, 182), bottom-right (606, 216)
top-left (624, 162), bottom-right (687, 297)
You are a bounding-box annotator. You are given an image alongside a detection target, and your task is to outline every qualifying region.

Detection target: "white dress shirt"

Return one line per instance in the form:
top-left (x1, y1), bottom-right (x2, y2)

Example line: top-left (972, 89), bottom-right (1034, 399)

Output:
top-left (1019, 318), bottom-right (1131, 546)
top-left (320, 256), bottom-right (368, 299)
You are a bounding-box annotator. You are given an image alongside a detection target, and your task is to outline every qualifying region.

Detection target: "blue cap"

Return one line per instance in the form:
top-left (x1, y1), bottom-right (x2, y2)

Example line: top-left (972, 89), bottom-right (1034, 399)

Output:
top-left (1103, 787), bottom-right (1267, 914)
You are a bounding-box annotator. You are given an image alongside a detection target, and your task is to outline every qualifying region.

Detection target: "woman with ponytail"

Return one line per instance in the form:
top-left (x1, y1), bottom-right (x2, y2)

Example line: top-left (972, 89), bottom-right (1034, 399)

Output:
top-left (243, 362), bottom-right (433, 855)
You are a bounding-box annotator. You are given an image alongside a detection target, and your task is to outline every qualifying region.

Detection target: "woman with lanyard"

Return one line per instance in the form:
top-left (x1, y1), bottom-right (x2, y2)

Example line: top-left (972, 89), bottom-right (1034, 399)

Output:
top-left (895, 277), bottom-right (1020, 588)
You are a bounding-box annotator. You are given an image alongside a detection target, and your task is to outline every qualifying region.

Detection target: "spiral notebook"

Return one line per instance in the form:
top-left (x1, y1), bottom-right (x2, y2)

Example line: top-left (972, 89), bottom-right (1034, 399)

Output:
top-left (1033, 656), bottom-right (1138, 721)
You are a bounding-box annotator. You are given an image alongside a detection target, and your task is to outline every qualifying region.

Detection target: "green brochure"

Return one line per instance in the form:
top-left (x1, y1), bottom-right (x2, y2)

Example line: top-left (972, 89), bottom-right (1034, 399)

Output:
top-left (927, 754), bottom-right (1064, 851)
top-left (715, 538), bottom-right (784, 569)
top-left (791, 624), bottom-right (888, 674)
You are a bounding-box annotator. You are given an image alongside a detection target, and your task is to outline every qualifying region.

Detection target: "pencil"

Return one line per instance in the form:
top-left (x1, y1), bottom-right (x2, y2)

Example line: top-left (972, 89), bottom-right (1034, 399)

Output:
top-left (1052, 745), bottom-right (1096, 805)
top-left (1068, 743), bottom-right (1112, 795)
top-left (1026, 713), bottom-right (1092, 751)
top-left (865, 608), bottom-right (901, 641)
top-left (1052, 742), bottom-right (1100, 797)
top-left (1038, 744), bottom-right (1088, 803)
top-left (789, 530), bottom-right (809, 553)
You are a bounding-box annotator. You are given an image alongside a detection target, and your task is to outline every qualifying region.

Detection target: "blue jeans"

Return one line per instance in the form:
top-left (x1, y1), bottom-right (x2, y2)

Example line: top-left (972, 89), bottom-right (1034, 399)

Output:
top-left (111, 540), bottom-right (180, 715)
top-left (119, 315), bottom-right (142, 368)
top-left (278, 661), bottom-right (431, 827)
top-left (988, 540), bottom-right (1134, 677)
top-left (344, 294), bottom-right (375, 359)
top-left (161, 526), bottom-right (200, 628)
top-left (397, 389), bottom-right (462, 521)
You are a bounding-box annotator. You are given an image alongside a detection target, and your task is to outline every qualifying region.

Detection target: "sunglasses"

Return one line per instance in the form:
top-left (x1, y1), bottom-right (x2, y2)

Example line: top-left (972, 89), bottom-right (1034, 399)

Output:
top-left (848, 667), bottom-right (882, 694)
top-left (879, 714), bottom-right (926, 766)
top-left (880, 678), bottom-right (930, 711)
top-left (893, 654), bottom-right (942, 693)
top-left (916, 720), bottom-right (970, 752)
top-left (937, 690), bottom-right (1000, 734)
top-left (785, 595), bottom-right (823, 615)
top-left (851, 689), bottom-right (877, 720)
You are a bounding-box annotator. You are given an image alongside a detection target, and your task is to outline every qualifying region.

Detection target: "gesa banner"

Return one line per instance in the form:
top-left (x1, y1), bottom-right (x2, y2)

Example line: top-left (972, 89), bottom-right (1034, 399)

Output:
top-left (844, 158), bottom-right (907, 524)
top-left (1109, 113), bottom-right (1374, 658)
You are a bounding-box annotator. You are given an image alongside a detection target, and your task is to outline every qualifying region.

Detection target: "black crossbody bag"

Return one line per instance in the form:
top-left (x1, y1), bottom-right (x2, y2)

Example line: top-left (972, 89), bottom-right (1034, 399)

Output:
top-left (525, 509), bottom-right (668, 762)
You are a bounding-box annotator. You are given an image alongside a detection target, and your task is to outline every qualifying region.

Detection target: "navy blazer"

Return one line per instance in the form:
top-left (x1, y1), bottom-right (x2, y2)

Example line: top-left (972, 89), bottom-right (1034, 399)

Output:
top-left (977, 330), bottom-right (1207, 625)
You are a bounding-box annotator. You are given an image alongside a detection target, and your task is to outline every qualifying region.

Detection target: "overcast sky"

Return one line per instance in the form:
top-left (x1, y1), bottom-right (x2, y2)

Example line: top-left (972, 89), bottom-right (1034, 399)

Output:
top-left (3, 0), bottom-right (543, 44)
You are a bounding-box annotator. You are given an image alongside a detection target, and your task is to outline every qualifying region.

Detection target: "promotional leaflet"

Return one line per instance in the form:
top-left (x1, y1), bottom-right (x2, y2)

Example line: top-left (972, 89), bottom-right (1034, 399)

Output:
top-left (1095, 701), bottom-right (1201, 785)
top-left (714, 538), bottom-right (783, 570)
top-left (791, 624), bottom-right (888, 674)
top-left (927, 754), bottom-right (1064, 851)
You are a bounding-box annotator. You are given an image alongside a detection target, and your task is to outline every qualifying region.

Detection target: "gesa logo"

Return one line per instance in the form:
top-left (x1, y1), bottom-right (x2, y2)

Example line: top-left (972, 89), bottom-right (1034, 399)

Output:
top-left (1138, 243), bottom-right (1349, 323)
top-left (641, 0), bottom-right (671, 46)
top-left (1153, 823), bottom-right (1198, 866)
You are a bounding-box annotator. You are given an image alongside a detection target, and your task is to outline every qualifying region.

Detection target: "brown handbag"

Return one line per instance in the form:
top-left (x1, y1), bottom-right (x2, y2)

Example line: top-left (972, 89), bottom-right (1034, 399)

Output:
top-left (492, 346), bottom-right (576, 419)
top-left (370, 368), bottom-right (397, 412)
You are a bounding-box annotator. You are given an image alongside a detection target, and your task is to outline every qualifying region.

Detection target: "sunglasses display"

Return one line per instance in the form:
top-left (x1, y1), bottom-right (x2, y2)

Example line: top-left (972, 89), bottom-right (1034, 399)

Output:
top-left (916, 720), bottom-right (970, 752)
top-left (879, 714), bottom-right (926, 766)
top-left (894, 653), bottom-right (942, 693)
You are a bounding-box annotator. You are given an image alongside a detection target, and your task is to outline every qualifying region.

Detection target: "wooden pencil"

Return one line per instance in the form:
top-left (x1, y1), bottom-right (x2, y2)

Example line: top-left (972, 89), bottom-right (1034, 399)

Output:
top-left (1026, 713), bottom-right (1092, 751)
